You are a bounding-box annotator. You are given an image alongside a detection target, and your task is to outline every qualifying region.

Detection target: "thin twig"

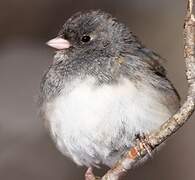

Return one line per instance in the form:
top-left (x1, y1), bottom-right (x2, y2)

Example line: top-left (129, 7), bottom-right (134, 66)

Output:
top-left (86, 0), bottom-right (195, 179)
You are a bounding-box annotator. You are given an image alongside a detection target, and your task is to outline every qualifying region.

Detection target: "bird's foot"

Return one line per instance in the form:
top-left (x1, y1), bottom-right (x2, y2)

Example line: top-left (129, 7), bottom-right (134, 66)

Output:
top-left (85, 167), bottom-right (100, 180)
top-left (135, 133), bottom-right (153, 156)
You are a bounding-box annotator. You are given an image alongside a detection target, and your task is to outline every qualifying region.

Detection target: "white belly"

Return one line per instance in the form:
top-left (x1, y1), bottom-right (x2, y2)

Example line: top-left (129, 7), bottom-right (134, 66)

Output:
top-left (43, 77), bottom-right (174, 167)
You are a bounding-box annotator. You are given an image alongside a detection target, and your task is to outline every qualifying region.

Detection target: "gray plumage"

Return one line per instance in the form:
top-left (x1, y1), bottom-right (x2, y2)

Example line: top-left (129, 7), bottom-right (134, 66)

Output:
top-left (40, 10), bottom-right (179, 167)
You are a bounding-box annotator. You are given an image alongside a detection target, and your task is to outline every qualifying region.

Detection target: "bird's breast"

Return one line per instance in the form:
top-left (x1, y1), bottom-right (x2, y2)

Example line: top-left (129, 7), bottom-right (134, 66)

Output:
top-left (42, 76), bottom-right (175, 166)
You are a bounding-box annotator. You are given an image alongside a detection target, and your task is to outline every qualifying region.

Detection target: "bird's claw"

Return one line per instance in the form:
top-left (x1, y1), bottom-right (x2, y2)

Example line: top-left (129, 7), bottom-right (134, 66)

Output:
top-left (85, 167), bottom-right (101, 180)
top-left (135, 133), bottom-right (153, 156)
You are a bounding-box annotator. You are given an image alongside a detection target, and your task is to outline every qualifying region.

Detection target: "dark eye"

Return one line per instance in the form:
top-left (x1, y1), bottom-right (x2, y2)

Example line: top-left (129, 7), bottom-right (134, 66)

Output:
top-left (81, 35), bottom-right (91, 43)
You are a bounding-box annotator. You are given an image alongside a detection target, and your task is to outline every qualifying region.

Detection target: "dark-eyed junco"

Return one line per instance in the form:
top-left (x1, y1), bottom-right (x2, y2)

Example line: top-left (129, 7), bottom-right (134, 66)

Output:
top-left (40, 10), bottom-right (180, 169)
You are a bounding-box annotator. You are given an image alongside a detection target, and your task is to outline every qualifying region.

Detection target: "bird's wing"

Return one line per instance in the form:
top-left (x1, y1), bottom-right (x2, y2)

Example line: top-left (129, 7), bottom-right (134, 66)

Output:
top-left (133, 45), bottom-right (166, 77)
top-left (119, 38), bottom-right (181, 106)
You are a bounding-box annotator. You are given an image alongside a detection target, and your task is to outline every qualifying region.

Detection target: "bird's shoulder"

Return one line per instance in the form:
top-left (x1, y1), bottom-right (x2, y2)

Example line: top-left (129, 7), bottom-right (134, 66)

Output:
top-left (135, 46), bottom-right (166, 77)
top-left (116, 40), bottom-right (180, 101)
top-left (119, 34), bottom-right (166, 77)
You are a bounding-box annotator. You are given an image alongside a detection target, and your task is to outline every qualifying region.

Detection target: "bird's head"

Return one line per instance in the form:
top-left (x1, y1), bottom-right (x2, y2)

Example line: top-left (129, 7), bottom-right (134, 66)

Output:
top-left (47, 10), bottom-right (133, 61)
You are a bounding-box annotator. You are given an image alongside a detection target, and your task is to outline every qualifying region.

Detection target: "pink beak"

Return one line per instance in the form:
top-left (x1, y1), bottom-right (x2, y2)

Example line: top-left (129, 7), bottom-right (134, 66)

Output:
top-left (46, 37), bottom-right (71, 50)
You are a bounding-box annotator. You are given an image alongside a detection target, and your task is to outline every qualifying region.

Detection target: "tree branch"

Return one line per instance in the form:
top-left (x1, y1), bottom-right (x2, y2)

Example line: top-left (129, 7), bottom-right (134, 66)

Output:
top-left (85, 0), bottom-right (195, 179)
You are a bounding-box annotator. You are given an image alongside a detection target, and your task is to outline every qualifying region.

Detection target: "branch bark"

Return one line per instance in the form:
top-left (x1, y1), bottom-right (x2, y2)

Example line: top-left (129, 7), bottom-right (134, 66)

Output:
top-left (86, 0), bottom-right (195, 179)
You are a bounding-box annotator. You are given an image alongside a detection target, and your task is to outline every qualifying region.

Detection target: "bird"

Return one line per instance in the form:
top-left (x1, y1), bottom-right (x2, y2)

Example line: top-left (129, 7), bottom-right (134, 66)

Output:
top-left (39, 10), bottom-right (180, 171)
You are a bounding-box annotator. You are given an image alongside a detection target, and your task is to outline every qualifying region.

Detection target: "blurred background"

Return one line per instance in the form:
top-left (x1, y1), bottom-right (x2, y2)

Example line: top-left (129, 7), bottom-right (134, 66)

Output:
top-left (0, 0), bottom-right (195, 179)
